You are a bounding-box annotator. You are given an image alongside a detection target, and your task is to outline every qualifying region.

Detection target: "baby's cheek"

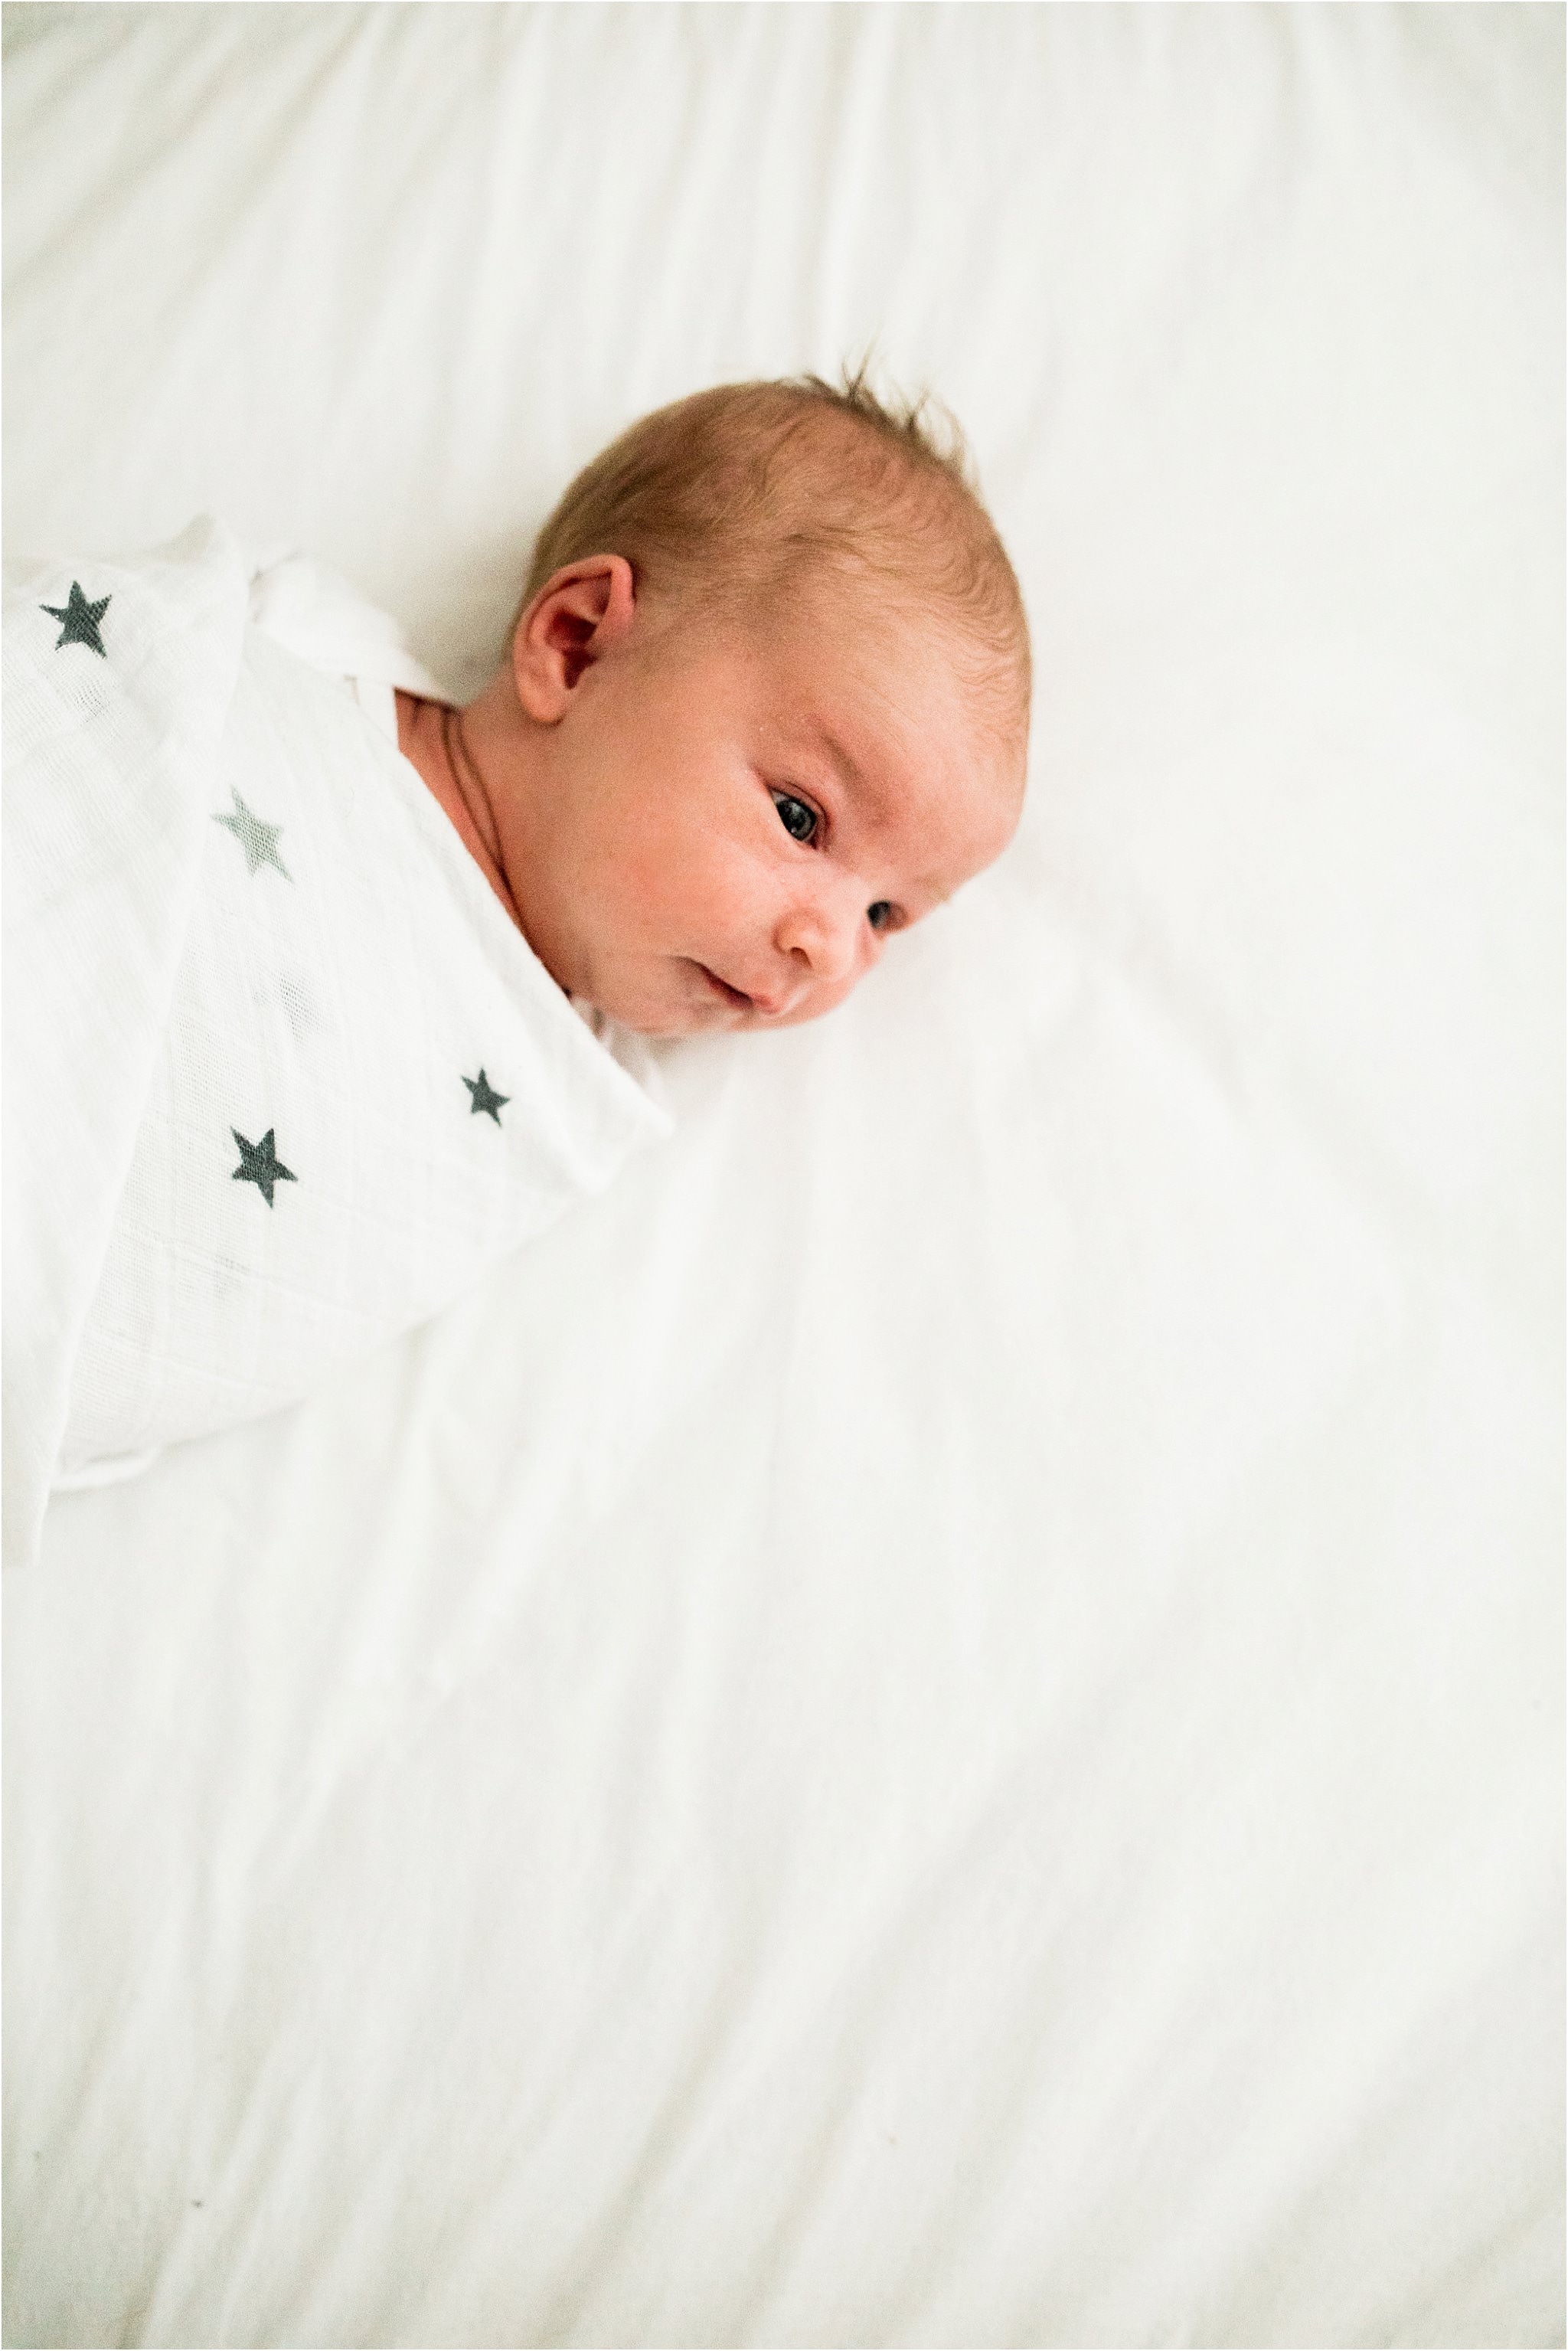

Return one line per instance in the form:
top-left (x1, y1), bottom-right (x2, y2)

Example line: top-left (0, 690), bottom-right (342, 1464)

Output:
top-left (614, 832), bottom-right (689, 920)
top-left (669, 839), bottom-right (756, 929)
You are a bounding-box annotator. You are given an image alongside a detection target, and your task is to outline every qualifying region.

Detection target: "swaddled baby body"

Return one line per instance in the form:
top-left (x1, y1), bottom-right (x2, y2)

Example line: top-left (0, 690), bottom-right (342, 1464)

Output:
top-left (3, 375), bottom-right (1029, 1548)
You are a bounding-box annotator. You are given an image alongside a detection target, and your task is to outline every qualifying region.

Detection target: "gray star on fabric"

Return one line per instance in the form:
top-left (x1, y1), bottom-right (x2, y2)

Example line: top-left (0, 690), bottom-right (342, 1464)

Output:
top-left (41, 581), bottom-right (110, 656)
top-left (213, 786), bottom-right (291, 879)
top-left (230, 1126), bottom-right (296, 1208)
top-left (462, 1068), bottom-right (509, 1124)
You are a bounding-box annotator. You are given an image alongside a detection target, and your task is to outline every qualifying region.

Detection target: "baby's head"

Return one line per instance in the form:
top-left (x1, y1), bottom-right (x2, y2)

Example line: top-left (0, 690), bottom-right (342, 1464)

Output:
top-left (469, 374), bottom-right (1031, 1037)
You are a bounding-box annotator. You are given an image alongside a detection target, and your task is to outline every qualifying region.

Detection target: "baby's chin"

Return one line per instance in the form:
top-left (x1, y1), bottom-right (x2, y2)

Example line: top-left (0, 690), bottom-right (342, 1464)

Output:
top-left (625, 996), bottom-right (755, 1041)
top-left (585, 956), bottom-right (851, 1038)
top-left (586, 958), bottom-right (761, 1039)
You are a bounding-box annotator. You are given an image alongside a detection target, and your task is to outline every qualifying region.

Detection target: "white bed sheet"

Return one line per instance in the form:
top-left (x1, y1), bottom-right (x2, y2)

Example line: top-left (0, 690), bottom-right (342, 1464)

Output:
top-left (3, 5), bottom-right (1561, 2345)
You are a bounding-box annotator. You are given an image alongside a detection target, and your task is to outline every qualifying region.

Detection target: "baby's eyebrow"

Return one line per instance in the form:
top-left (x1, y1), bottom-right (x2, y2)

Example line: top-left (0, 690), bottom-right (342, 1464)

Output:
top-left (799, 716), bottom-right (961, 905)
top-left (802, 718), bottom-right (901, 832)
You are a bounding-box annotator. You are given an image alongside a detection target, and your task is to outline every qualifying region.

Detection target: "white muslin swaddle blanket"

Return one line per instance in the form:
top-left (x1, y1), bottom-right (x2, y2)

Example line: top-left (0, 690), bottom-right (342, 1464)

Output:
top-left (3, 518), bottom-right (673, 1568)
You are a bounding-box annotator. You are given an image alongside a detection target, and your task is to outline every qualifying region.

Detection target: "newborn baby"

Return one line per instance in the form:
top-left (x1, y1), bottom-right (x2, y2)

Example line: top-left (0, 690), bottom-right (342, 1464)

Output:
top-left (394, 374), bottom-right (1030, 1038)
top-left (3, 374), bottom-right (1029, 1545)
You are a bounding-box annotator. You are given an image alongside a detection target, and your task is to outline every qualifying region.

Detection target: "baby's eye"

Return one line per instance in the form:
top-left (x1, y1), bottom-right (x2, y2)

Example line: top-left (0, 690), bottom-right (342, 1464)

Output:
top-left (867, 901), bottom-right (893, 932)
top-left (772, 791), bottom-right (818, 844)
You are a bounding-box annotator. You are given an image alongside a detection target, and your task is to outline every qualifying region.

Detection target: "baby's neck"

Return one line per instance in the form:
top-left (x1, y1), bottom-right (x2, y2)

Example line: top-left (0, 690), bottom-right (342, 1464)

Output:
top-left (394, 692), bottom-right (527, 934)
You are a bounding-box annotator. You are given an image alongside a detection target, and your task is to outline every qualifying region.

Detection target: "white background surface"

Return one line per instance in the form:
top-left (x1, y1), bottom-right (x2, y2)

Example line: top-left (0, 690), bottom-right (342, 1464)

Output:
top-left (4, 5), bottom-right (1562, 2345)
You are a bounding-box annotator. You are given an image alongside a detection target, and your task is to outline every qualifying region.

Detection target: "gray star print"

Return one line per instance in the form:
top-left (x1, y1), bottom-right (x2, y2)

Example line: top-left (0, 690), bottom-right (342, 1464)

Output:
top-left (41, 582), bottom-right (110, 656)
top-left (230, 1126), bottom-right (296, 1208)
top-left (213, 786), bottom-right (291, 879)
top-left (462, 1068), bottom-right (509, 1124)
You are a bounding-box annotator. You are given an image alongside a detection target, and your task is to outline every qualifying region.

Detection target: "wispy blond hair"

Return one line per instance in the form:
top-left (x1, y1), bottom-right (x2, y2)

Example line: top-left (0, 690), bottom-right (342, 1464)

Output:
top-left (521, 369), bottom-right (1030, 750)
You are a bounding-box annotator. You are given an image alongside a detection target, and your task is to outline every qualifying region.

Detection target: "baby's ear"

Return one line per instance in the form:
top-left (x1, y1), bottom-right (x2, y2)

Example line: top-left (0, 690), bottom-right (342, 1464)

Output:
top-left (512, 555), bottom-right (635, 720)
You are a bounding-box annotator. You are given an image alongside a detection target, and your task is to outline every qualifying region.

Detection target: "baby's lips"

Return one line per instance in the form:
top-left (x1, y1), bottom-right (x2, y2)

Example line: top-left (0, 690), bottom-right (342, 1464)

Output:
top-left (697, 960), bottom-right (800, 1019)
top-left (695, 962), bottom-right (755, 1011)
top-left (736, 976), bottom-right (802, 1019)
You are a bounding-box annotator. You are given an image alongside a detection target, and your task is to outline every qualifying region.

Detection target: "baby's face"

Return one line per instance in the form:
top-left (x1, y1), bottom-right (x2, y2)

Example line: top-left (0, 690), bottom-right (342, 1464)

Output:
top-left (502, 584), bottom-right (1023, 1038)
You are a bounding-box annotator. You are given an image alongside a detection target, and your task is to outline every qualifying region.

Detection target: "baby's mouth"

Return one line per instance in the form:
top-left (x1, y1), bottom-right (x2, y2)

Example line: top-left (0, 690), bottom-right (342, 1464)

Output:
top-left (694, 963), bottom-right (755, 1012)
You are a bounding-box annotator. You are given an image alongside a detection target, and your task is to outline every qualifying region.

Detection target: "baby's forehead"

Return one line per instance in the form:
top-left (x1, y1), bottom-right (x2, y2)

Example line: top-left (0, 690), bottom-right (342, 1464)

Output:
top-left (776, 581), bottom-right (1023, 760)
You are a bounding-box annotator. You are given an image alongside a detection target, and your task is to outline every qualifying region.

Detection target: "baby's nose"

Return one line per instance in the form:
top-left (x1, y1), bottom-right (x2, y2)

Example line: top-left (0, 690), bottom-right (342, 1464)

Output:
top-left (776, 881), bottom-right (864, 989)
